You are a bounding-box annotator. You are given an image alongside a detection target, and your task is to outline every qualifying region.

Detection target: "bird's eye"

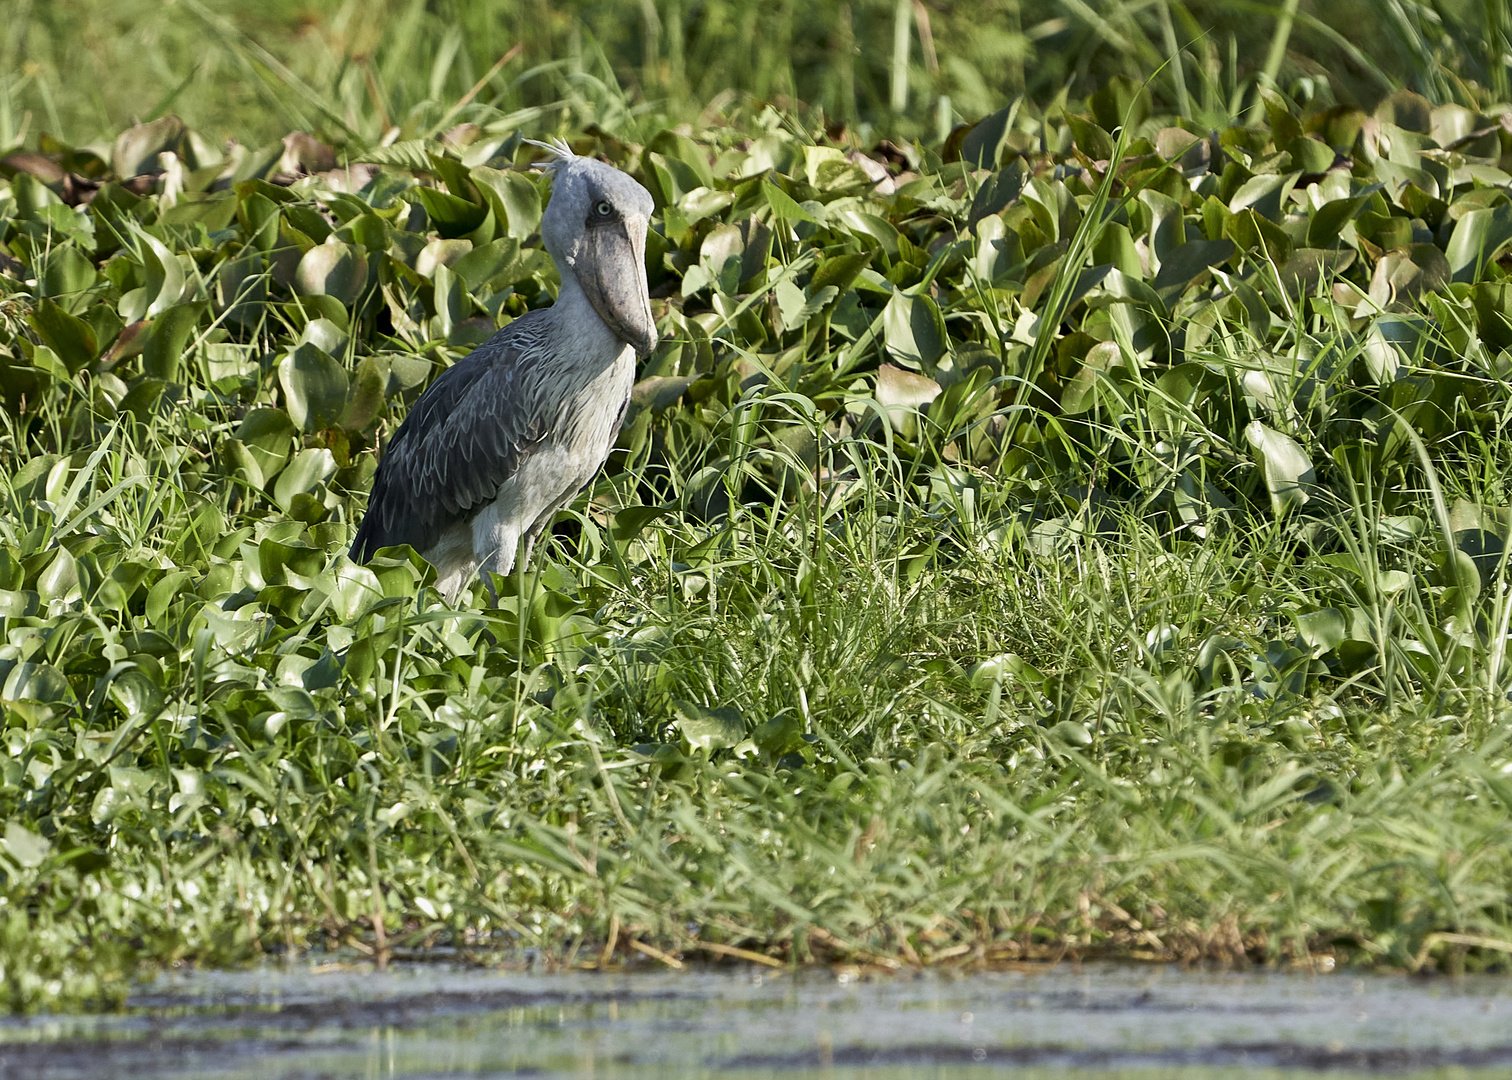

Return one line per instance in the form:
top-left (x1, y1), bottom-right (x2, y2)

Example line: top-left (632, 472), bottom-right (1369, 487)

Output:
top-left (593, 200), bottom-right (613, 217)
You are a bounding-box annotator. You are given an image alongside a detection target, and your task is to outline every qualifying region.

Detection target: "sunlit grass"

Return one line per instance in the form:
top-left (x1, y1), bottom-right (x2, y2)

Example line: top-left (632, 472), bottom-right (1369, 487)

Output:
top-left (2, 0), bottom-right (1509, 151)
top-left (1, 5), bottom-right (1512, 1012)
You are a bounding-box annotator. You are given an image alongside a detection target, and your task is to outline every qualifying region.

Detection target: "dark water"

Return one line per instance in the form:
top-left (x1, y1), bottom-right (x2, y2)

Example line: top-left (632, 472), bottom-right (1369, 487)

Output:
top-left (3, 962), bottom-right (1510, 1079)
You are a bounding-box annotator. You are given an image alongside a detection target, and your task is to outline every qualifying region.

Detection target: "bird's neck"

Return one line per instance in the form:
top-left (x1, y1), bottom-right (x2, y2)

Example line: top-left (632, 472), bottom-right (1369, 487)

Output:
top-left (546, 269), bottom-right (628, 362)
top-left (551, 271), bottom-right (598, 325)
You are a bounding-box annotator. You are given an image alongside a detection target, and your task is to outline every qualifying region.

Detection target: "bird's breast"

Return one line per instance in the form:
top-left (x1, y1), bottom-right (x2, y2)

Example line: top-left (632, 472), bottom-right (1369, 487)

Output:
top-left (555, 341), bottom-right (637, 463)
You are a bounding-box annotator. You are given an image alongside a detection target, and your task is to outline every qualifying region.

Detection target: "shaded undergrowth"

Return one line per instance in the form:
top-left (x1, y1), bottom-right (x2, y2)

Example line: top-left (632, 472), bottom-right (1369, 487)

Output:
top-left (2, 73), bottom-right (1512, 1010)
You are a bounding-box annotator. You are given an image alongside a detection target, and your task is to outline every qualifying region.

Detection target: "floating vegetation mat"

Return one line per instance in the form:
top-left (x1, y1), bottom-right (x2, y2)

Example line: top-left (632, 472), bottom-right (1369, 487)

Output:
top-left (2, 88), bottom-right (1512, 1011)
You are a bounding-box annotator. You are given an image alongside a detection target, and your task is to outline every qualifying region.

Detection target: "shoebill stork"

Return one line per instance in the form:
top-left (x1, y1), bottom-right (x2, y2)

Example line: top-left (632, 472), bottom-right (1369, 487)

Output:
top-left (349, 140), bottom-right (656, 602)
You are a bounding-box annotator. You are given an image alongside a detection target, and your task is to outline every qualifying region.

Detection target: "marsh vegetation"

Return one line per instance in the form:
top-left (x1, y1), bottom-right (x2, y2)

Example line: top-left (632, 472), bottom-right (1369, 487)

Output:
top-left (1, 0), bottom-right (1512, 1012)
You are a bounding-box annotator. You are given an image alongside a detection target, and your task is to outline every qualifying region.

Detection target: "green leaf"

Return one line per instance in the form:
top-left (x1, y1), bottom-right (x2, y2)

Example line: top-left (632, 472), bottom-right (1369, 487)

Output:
top-left (295, 241), bottom-right (369, 304)
top-left (341, 356), bottom-right (387, 432)
top-left (108, 668), bottom-right (164, 719)
top-left (330, 559), bottom-right (383, 621)
top-left (357, 140), bottom-right (434, 171)
top-left (29, 299), bottom-right (98, 373)
top-left (1065, 114), bottom-right (1113, 161)
top-left (881, 293), bottom-right (946, 370)
top-left (1224, 209), bottom-right (1292, 265)
top-left (258, 536), bottom-right (327, 587)
top-left (411, 187), bottom-right (486, 240)
top-left (36, 547), bottom-right (79, 603)
top-left (140, 302), bottom-right (203, 381)
top-left (452, 237), bottom-right (522, 291)
top-left (1049, 720), bottom-right (1093, 747)
top-left (3, 822), bottom-right (50, 869)
top-left (273, 448), bottom-right (337, 512)
top-left (609, 504), bottom-right (677, 544)
top-left (233, 408), bottom-right (297, 483)
top-left (1152, 239), bottom-right (1234, 292)
top-left (1305, 193), bottom-right (1373, 248)
top-left (762, 180), bottom-right (817, 224)
top-left (111, 116), bottom-right (184, 178)
top-left (278, 344), bottom-right (349, 433)
top-left (1245, 421), bottom-right (1316, 516)
top-left (132, 224), bottom-right (186, 317)
top-left (1446, 204), bottom-right (1512, 284)
top-left (811, 249), bottom-right (874, 294)
top-left (471, 167), bottom-right (542, 240)
top-left (674, 700), bottom-right (745, 751)
top-left (3, 661), bottom-right (73, 704)
top-left (875, 363), bottom-right (942, 433)
top-left (335, 211), bottom-right (390, 252)
top-left (40, 245), bottom-right (98, 300)
top-left (1228, 172), bottom-right (1300, 223)
top-left (751, 713), bottom-right (805, 755)
top-left (1295, 608), bottom-right (1347, 655)
top-left (960, 103), bottom-right (1016, 168)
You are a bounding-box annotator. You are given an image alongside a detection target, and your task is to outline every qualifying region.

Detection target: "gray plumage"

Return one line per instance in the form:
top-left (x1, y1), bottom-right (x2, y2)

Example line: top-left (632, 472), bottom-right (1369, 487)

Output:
top-left (350, 141), bottom-right (656, 602)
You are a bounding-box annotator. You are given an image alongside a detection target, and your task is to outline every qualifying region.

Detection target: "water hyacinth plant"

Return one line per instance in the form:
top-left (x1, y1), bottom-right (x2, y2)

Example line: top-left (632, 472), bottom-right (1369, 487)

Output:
top-left (1, 9), bottom-right (1512, 1011)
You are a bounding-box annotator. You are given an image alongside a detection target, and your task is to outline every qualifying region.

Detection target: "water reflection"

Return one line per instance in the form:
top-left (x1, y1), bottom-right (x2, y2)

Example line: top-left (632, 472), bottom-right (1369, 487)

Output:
top-left (2, 962), bottom-right (1510, 1079)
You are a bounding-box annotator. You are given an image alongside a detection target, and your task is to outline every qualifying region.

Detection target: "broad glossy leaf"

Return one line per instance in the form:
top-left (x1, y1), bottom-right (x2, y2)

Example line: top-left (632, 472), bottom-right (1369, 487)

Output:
top-left (273, 448), bottom-right (337, 513)
top-left (330, 559), bottom-right (383, 621)
top-left (1245, 421), bottom-right (1316, 516)
top-left (278, 344), bottom-right (348, 433)
top-left (471, 166), bottom-right (542, 240)
top-left (881, 292), bottom-right (946, 370)
top-left (1049, 720), bottom-right (1093, 747)
top-left (1446, 204), bottom-right (1512, 284)
top-left (1287, 135), bottom-right (1336, 174)
top-left (411, 186), bottom-right (488, 238)
top-left (232, 407), bottom-right (296, 483)
top-left (111, 117), bottom-right (184, 178)
top-left (259, 536), bottom-right (327, 587)
top-left (132, 225), bottom-right (186, 317)
top-left (36, 547), bottom-right (79, 603)
top-left (1278, 248), bottom-right (1355, 297)
top-left (452, 237), bottom-right (522, 291)
top-left (140, 302), bottom-right (202, 381)
top-left (415, 238), bottom-right (473, 279)
top-left (1152, 239), bottom-right (1233, 292)
top-left (40, 245), bottom-right (98, 300)
top-left (29, 299), bottom-right (98, 373)
top-left (960, 103), bottom-right (1016, 168)
top-left (1224, 209), bottom-right (1292, 265)
top-left (3, 661), bottom-right (72, 704)
top-left (751, 713), bottom-right (805, 755)
top-left (295, 241), bottom-right (368, 304)
top-left (1229, 172), bottom-right (1300, 222)
top-left (1295, 608), bottom-right (1347, 655)
top-left (811, 249), bottom-right (875, 294)
top-left (1305, 192), bottom-right (1373, 248)
top-left (3, 822), bottom-right (50, 869)
top-left (763, 180), bottom-right (818, 224)
top-left (1375, 90), bottom-right (1432, 134)
top-left (108, 668), bottom-right (164, 719)
top-left (341, 356), bottom-right (387, 432)
top-left (674, 700), bottom-right (744, 751)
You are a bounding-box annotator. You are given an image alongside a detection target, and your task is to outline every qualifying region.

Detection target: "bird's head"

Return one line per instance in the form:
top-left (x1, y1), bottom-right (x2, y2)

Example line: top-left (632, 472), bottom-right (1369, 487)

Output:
top-left (531, 139), bottom-right (658, 357)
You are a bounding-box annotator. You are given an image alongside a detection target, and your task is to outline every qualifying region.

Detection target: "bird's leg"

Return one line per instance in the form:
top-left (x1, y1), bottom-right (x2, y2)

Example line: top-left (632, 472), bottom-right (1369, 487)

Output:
top-left (519, 524), bottom-right (546, 573)
top-left (477, 534), bottom-right (517, 610)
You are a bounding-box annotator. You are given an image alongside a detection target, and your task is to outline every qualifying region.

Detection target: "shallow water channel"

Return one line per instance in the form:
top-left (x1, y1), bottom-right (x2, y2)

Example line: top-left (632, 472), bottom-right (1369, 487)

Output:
top-left (3, 961), bottom-right (1511, 1079)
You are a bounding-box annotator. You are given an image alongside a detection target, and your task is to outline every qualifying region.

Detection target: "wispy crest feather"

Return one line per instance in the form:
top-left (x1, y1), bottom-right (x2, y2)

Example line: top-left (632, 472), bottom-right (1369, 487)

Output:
top-left (523, 137), bottom-right (576, 173)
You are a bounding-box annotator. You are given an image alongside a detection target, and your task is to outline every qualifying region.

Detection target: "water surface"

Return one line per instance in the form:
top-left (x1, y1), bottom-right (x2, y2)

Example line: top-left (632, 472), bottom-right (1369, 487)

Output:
top-left (4, 961), bottom-right (1510, 1078)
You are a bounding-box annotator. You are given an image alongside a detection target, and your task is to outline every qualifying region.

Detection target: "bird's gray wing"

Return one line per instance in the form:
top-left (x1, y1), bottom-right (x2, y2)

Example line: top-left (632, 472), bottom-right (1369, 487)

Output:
top-left (350, 317), bottom-right (553, 561)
